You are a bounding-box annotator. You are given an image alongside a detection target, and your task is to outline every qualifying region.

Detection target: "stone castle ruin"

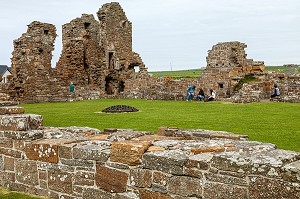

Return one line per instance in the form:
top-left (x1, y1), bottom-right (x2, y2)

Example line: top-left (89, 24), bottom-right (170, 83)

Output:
top-left (5, 2), bottom-right (147, 102)
top-left (1, 2), bottom-right (300, 103)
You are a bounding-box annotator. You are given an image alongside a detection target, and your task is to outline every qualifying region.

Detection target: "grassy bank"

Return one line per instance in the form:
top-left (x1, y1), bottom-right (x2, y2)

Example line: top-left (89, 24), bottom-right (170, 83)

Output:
top-left (21, 99), bottom-right (300, 152)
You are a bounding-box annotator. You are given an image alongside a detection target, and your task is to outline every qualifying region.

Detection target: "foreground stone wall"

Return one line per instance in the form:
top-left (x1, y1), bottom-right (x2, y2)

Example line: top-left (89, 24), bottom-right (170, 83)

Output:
top-left (0, 101), bottom-right (299, 199)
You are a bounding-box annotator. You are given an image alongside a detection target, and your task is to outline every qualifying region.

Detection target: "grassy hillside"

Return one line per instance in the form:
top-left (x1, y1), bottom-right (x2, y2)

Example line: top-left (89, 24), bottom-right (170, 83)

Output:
top-left (149, 69), bottom-right (204, 78)
top-left (148, 66), bottom-right (299, 78)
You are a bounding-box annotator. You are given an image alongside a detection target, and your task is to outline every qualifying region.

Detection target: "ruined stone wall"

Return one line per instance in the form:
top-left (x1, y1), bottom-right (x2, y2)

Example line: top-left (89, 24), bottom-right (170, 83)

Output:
top-left (0, 101), bottom-right (300, 199)
top-left (5, 2), bottom-right (147, 102)
top-left (8, 21), bottom-right (57, 102)
top-left (55, 14), bottom-right (103, 88)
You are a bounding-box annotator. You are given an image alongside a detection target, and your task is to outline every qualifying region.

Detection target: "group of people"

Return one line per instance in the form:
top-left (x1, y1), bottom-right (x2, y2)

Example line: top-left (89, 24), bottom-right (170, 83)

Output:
top-left (186, 85), bottom-right (216, 102)
top-left (187, 83), bottom-right (280, 101)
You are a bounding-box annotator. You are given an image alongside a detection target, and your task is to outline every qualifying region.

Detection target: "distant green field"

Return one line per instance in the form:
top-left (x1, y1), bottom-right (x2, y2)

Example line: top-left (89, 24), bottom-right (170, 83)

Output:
top-left (148, 66), bottom-right (299, 78)
top-left (149, 69), bottom-right (203, 78)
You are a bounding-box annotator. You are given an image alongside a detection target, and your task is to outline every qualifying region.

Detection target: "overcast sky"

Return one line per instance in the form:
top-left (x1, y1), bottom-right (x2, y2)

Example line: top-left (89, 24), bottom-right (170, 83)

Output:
top-left (1, 0), bottom-right (299, 71)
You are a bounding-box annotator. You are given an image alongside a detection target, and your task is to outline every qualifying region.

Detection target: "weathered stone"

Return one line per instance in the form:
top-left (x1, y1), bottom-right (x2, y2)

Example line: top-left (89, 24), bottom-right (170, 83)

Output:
top-left (0, 114), bottom-right (42, 131)
top-left (115, 192), bottom-right (139, 199)
top-left (58, 144), bottom-right (74, 159)
top-left (153, 171), bottom-right (169, 186)
top-left (130, 168), bottom-right (152, 188)
top-left (249, 176), bottom-right (300, 199)
top-left (73, 141), bottom-right (110, 161)
top-left (106, 161), bottom-right (130, 170)
top-left (186, 153), bottom-right (213, 170)
top-left (205, 173), bottom-right (247, 186)
top-left (203, 182), bottom-right (248, 199)
top-left (60, 158), bottom-right (94, 168)
top-left (0, 171), bottom-right (15, 186)
top-left (26, 142), bottom-right (59, 163)
top-left (0, 155), bottom-right (3, 171)
top-left (48, 169), bottom-right (73, 194)
top-left (0, 101), bottom-right (18, 106)
top-left (4, 156), bottom-right (14, 171)
top-left (83, 187), bottom-right (114, 199)
top-left (147, 146), bottom-right (166, 152)
top-left (139, 189), bottom-right (173, 199)
top-left (0, 106), bottom-right (24, 115)
top-left (95, 164), bottom-right (129, 193)
top-left (15, 160), bottom-right (38, 186)
top-left (3, 130), bottom-right (44, 140)
top-left (73, 171), bottom-right (95, 186)
top-left (108, 130), bottom-right (152, 142)
top-left (110, 140), bottom-right (150, 166)
top-left (168, 176), bottom-right (202, 197)
top-left (191, 146), bottom-right (225, 154)
top-left (0, 138), bottom-right (13, 148)
top-left (282, 160), bottom-right (300, 183)
top-left (0, 147), bottom-right (22, 158)
top-left (142, 150), bottom-right (188, 175)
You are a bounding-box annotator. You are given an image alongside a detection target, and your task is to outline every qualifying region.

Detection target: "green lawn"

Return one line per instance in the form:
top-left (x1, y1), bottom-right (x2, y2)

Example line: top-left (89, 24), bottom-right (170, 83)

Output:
top-left (0, 186), bottom-right (45, 199)
top-left (149, 68), bottom-right (203, 78)
top-left (20, 99), bottom-right (300, 152)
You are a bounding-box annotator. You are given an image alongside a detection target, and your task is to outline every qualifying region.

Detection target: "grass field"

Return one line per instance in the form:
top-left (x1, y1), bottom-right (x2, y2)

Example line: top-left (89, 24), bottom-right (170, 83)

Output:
top-left (0, 186), bottom-right (45, 199)
top-left (149, 68), bottom-right (203, 78)
top-left (148, 66), bottom-right (299, 79)
top-left (20, 99), bottom-right (300, 152)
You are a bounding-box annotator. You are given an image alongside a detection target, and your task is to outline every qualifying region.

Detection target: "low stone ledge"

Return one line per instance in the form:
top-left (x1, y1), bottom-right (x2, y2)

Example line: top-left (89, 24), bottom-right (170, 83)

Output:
top-left (158, 127), bottom-right (248, 141)
top-left (0, 106), bottom-right (24, 115)
top-left (0, 114), bottom-right (42, 131)
top-left (1, 130), bottom-right (44, 140)
top-left (0, 101), bottom-right (19, 107)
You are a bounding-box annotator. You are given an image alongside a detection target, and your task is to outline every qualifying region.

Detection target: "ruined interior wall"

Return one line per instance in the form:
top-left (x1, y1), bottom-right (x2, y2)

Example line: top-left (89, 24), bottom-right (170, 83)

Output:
top-left (54, 14), bottom-right (103, 88)
top-left (97, 2), bottom-right (133, 71)
top-left (8, 21), bottom-right (57, 102)
top-left (0, 101), bottom-right (299, 199)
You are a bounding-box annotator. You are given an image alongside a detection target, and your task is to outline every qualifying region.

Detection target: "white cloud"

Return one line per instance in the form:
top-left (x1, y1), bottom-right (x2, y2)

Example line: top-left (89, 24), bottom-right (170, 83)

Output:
top-left (1, 0), bottom-right (299, 71)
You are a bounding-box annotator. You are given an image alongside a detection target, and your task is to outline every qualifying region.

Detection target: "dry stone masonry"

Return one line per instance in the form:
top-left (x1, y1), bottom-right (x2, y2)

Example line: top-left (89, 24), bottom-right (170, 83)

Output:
top-left (4, 2), bottom-right (147, 102)
top-left (0, 100), bottom-right (299, 198)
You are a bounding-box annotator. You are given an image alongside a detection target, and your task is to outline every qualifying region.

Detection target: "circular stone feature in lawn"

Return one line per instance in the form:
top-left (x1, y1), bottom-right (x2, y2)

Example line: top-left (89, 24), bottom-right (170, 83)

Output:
top-left (102, 105), bottom-right (139, 113)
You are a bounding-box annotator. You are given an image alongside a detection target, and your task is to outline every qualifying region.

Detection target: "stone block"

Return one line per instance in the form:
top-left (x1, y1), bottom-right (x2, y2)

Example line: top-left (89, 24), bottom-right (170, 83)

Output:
top-left (95, 164), bottom-right (129, 193)
top-left (0, 101), bottom-right (18, 106)
top-left (3, 130), bottom-right (44, 140)
top-left (38, 170), bottom-right (47, 181)
top-left (73, 171), bottom-right (95, 186)
top-left (139, 189), bottom-right (173, 199)
top-left (204, 173), bottom-right (247, 186)
top-left (142, 150), bottom-right (188, 175)
top-left (0, 138), bottom-right (13, 148)
top-left (0, 155), bottom-right (3, 171)
top-left (282, 160), bottom-right (300, 183)
top-left (186, 153), bottom-right (213, 170)
top-left (83, 187), bottom-right (114, 199)
top-left (48, 169), bottom-right (73, 194)
top-left (26, 142), bottom-right (59, 163)
top-left (4, 156), bottom-right (14, 171)
top-left (0, 106), bottom-right (24, 115)
top-left (15, 160), bottom-right (38, 186)
top-left (60, 158), bottom-right (94, 168)
top-left (0, 147), bottom-right (22, 158)
top-left (130, 168), bottom-right (152, 188)
top-left (0, 114), bottom-right (42, 131)
top-left (58, 144), bottom-right (73, 159)
top-left (110, 140), bottom-right (150, 166)
top-left (203, 182), bottom-right (248, 199)
top-left (0, 171), bottom-right (15, 186)
top-left (191, 146), bottom-right (225, 154)
top-left (249, 176), bottom-right (300, 199)
top-left (73, 140), bottom-right (110, 161)
top-left (153, 171), bottom-right (169, 186)
top-left (168, 176), bottom-right (202, 197)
